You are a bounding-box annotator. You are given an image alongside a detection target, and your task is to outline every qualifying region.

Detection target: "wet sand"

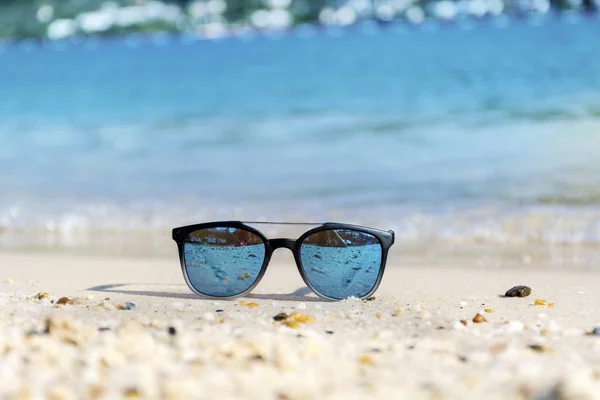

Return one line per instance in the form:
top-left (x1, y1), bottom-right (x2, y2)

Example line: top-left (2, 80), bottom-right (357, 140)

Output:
top-left (1, 251), bottom-right (600, 399)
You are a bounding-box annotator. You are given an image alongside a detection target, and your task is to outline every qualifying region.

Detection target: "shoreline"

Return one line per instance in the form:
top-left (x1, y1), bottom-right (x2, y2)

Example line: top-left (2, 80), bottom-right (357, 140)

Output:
top-left (1, 252), bottom-right (600, 398)
top-left (2, 13), bottom-right (600, 44)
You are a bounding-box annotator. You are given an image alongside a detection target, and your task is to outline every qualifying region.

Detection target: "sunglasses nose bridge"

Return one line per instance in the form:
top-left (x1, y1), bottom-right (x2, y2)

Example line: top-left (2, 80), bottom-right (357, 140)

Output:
top-left (268, 238), bottom-right (297, 252)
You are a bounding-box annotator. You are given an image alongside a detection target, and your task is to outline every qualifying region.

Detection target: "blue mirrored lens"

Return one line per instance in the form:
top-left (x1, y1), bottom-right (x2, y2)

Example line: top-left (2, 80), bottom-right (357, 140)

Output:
top-left (300, 229), bottom-right (382, 299)
top-left (183, 227), bottom-right (265, 297)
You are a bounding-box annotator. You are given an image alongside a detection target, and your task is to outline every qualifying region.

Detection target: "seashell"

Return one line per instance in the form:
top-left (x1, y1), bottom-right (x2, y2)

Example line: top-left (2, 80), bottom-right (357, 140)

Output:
top-left (473, 313), bottom-right (487, 323)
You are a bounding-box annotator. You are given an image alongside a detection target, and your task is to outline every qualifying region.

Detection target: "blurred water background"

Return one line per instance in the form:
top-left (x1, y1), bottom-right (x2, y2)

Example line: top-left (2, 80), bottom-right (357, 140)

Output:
top-left (1, 11), bottom-right (600, 264)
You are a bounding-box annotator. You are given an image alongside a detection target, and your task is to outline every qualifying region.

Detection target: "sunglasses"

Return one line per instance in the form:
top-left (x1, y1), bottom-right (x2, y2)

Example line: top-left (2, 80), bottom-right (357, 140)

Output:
top-left (172, 221), bottom-right (395, 301)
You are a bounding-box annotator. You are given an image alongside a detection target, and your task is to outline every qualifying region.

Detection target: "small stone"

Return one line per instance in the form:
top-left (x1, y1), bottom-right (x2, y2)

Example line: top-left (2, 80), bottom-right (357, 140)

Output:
top-left (586, 327), bottom-right (600, 336)
top-left (534, 299), bottom-right (547, 306)
top-left (375, 312), bottom-right (382, 319)
top-left (484, 308), bottom-right (494, 313)
top-left (3, 278), bottom-right (14, 284)
top-left (473, 313), bottom-right (487, 323)
top-left (273, 313), bottom-right (288, 321)
top-left (365, 296), bottom-right (376, 301)
top-left (505, 286), bottom-right (532, 298)
top-left (326, 330), bottom-right (334, 334)
top-left (528, 344), bottom-right (548, 353)
top-left (460, 319), bottom-right (468, 326)
top-left (98, 327), bottom-right (111, 332)
top-left (37, 292), bottom-right (49, 300)
top-left (548, 303), bottom-right (555, 308)
top-left (56, 297), bottom-right (73, 305)
top-left (168, 326), bottom-right (177, 336)
top-left (117, 301), bottom-right (137, 310)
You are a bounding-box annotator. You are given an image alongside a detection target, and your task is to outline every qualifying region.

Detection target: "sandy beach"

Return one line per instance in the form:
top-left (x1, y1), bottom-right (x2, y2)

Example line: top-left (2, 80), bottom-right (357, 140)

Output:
top-left (1, 251), bottom-right (600, 399)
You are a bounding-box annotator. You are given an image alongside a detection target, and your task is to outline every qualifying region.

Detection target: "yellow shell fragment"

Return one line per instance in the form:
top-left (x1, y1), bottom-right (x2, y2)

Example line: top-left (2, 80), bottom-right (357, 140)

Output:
top-left (275, 312), bottom-right (315, 328)
top-left (358, 354), bottom-right (375, 366)
top-left (534, 299), bottom-right (547, 306)
top-left (282, 320), bottom-right (302, 329)
top-left (239, 300), bottom-right (259, 308)
top-left (288, 312), bottom-right (315, 324)
top-left (484, 309), bottom-right (494, 313)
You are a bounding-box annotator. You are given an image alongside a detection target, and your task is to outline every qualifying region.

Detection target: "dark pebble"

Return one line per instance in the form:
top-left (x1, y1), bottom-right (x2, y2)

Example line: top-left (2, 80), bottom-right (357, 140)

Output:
top-left (168, 326), bottom-right (177, 336)
top-left (591, 327), bottom-right (600, 336)
top-left (273, 312), bottom-right (288, 321)
top-left (528, 344), bottom-right (547, 353)
top-left (365, 296), bottom-right (376, 301)
top-left (325, 330), bottom-right (334, 334)
top-left (505, 286), bottom-right (532, 298)
top-left (98, 327), bottom-right (111, 332)
top-left (215, 309), bottom-right (224, 313)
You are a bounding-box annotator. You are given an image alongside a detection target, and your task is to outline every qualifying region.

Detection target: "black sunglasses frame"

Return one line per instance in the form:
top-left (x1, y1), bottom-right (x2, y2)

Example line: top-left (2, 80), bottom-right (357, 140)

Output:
top-left (172, 221), bottom-right (395, 301)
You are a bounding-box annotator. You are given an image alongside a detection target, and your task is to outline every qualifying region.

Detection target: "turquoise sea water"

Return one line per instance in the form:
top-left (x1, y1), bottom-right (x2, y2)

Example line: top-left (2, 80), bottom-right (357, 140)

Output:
top-left (1, 16), bottom-right (600, 253)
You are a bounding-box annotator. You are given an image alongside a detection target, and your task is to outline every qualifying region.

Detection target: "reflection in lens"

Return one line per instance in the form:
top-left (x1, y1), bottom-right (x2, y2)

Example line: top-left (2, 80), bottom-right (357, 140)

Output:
top-left (300, 229), bottom-right (382, 299)
top-left (183, 227), bottom-right (265, 297)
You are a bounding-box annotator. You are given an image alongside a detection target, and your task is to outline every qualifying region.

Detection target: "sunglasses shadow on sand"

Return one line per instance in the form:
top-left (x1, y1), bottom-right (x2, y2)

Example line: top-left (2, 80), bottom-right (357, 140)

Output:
top-left (86, 283), bottom-right (322, 302)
